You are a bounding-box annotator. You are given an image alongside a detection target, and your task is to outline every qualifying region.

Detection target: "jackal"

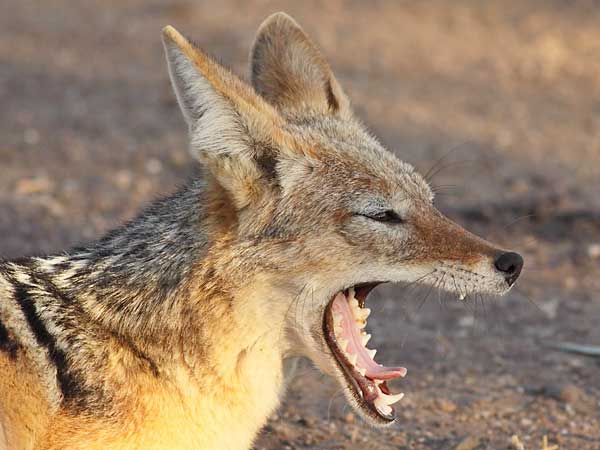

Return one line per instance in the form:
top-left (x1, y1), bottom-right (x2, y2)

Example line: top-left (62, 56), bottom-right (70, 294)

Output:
top-left (0, 12), bottom-right (524, 450)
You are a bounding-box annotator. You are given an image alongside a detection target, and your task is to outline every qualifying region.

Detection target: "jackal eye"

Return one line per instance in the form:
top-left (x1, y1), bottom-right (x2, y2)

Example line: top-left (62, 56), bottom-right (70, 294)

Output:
top-left (359, 210), bottom-right (404, 224)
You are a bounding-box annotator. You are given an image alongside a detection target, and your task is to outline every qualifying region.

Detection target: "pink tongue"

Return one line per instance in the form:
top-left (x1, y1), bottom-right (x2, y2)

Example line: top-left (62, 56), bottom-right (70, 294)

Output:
top-left (332, 293), bottom-right (407, 380)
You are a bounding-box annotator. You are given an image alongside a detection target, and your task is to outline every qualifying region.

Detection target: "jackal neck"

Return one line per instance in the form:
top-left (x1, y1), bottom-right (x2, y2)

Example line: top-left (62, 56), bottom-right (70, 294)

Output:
top-left (2, 176), bottom-right (291, 440)
top-left (59, 179), bottom-right (210, 349)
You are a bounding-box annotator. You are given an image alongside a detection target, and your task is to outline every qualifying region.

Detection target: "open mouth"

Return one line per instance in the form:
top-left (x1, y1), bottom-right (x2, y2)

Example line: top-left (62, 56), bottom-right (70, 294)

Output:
top-left (323, 283), bottom-right (406, 424)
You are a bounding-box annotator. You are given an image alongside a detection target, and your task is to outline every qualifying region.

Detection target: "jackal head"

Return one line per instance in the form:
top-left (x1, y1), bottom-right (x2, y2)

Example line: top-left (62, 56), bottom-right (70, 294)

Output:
top-left (162, 13), bottom-right (523, 426)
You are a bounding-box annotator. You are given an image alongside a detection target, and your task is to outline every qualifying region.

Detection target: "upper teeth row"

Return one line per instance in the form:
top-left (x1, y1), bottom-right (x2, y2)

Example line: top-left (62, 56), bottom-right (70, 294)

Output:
top-left (332, 288), bottom-right (376, 377)
top-left (333, 288), bottom-right (404, 415)
top-left (348, 288), bottom-right (371, 326)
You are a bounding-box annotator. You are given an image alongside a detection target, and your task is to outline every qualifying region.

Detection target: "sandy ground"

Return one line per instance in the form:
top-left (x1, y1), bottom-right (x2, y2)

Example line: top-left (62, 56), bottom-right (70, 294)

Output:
top-left (1, 1), bottom-right (599, 449)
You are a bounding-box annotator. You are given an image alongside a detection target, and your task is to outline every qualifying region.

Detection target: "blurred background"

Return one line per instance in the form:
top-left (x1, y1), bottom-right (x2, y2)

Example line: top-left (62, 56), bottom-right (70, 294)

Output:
top-left (1, 1), bottom-right (599, 448)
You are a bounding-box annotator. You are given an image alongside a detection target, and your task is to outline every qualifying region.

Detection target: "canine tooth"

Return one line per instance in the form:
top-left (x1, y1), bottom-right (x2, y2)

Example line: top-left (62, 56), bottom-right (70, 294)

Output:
top-left (347, 353), bottom-right (357, 366)
top-left (357, 367), bottom-right (366, 376)
top-left (367, 348), bottom-right (377, 359)
top-left (333, 312), bottom-right (343, 324)
top-left (458, 293), bottom-right (466, 300)
top-left (381, 392), bottom-right (404, 405)
top-left (374, 397), bottom-right (393, 416)
top-left (361, 333), bottom-right (371, 346)
top-left (348, 287), bottom-right (356, 299)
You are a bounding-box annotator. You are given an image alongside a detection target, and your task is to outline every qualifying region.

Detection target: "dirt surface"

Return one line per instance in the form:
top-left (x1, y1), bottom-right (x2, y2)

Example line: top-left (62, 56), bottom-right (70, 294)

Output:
top-left (1, 1), bottom-right (599, 449)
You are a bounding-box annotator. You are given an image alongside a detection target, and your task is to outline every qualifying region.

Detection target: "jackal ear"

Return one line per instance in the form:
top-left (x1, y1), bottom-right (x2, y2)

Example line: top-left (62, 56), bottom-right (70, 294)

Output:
top-left (250, 12), bottom-right (350, 116)
top-left (162, 26), bottom-right (286, 209)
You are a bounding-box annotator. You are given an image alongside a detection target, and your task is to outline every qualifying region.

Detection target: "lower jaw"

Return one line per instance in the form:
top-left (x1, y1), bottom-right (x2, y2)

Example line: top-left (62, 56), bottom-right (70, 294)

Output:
top-left (323, 293), bottom-right (396, 424)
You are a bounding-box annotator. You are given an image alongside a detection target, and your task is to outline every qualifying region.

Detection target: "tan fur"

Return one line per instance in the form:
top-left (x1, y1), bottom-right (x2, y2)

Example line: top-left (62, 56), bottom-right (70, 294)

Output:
top-left (18, 280), bottom-right (287, 450)
top-left (0, 12), bottom-right (522, 450)
top-left (0, 353), bottom-right (51, 449)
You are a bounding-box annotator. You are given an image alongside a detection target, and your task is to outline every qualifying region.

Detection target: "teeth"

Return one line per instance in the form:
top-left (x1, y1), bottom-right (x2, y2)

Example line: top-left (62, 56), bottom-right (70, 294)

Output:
top-left (371, 376), bottom-right (404, 416)
top-left (361, 333), bottom-right (371, 346)
top-left (347, 353), bottom-right (357, 366)
top-left (374, 397), bottom-right (393, 416)
top-left (367, 348), bottom-right (377, 359)
top-left (361, 308), bottom-right (371, 319)
top-left (348, 287), bottom-right (356, 299)
top-left (381, 392), bottom-right (404, 405)
top-left (333, 312), bottom-right (342, 324)
top-left (355, 318), bottom-right (367, 329)
top-left (459, 293), bottom-right (466, 300)
top-left (338, 338), bottom-right (348, 351)
top-left (357, 367), bottom-right (366, 376)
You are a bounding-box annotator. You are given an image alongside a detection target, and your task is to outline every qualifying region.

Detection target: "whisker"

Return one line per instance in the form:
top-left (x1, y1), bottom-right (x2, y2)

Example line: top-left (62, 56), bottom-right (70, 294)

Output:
top-left (426, 159), bottom-right (482, 185)
top-left (326, 387), bottom-right (345, 423)
top-left (503, 213), bottom-right (536, 230)
top-left (512, 286), bottom-right (544, 314)
top-left (422, 141), bottom-right (474, 183)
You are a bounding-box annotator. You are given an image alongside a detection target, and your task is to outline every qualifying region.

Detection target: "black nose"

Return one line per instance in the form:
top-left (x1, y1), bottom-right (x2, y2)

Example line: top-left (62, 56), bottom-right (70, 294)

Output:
top-left (494, 252), bottom-right (524, 286)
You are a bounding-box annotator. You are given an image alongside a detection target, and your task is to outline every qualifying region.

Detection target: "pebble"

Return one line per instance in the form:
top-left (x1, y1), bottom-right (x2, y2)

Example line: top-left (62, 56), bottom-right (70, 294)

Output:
top-left (146, 158), bottom-right (163, 174)
top-left (520, 417), bottom-right (533, 427)
top-left (558, 384), bottom-right (584, 404)
top-left (436, 398), bottom-right (458, 413)
top-left (563, 277), bottom-right (578, 289)
top-left (456, 435), bottom-right (480, 450)
top-left (543, 383), bottom-right (584, 404)
top-left (587, 243), bottom-right (600, 259)
top-left (16, 176), bottom-right (53, 195)
top-left (24, 128), bottom-right (40, 145)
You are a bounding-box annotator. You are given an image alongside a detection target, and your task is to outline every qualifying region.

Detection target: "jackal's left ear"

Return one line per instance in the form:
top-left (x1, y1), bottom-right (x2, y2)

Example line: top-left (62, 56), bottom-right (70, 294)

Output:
top-left (162, 26), bottom-right (288, 209)
top-left (250, 13), bottom-right (350, 116)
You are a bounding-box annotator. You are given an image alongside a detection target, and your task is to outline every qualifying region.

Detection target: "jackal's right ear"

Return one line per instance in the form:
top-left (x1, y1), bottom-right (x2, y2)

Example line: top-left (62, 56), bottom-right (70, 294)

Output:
top-left (250, 13), bottom-right (350, 116)
top-left (162, 26), bottom-right (289, 209)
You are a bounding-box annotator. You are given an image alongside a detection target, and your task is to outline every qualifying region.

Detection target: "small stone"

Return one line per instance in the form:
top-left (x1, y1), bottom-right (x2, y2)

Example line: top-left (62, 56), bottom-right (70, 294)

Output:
top-left (24, 128), bottom-right (40, 145)
top-left (520, 417), bottom-right (533, 427)
top-left (458, 315), bottom-right (474, 328)
top-left (539, 298), bottom-right (559, 319)
top-left (115, 170), bottom-right (133, 189)
top-left (543, 383), bottom-right (584, 404)
top-left (296, 416), bottom-right (309, 426)
top-left (304, 435), bottom-right (316, 446)
top-left (16, 176), bottom-right (53, 194)
top-left (299, 415), bottom-right (316, 427)
top-left (565, 404), bottom-right (575, 416)
top-left (510, 435), bottom-right (525, 450)
top-left (456, 435), bottom-right (480, 450)
top-left (343, 412), bottom-right (355, 423)
top-left (564, 277), bottom-right (577, 289)
top-left (558, 384), bottom-right (584, 404)
top-left (436, 398), bottom-right (458, 413)
top-left (146, 158), bottom-right (163, 174)
top-left (587, 244), bottom-right (600, 259)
